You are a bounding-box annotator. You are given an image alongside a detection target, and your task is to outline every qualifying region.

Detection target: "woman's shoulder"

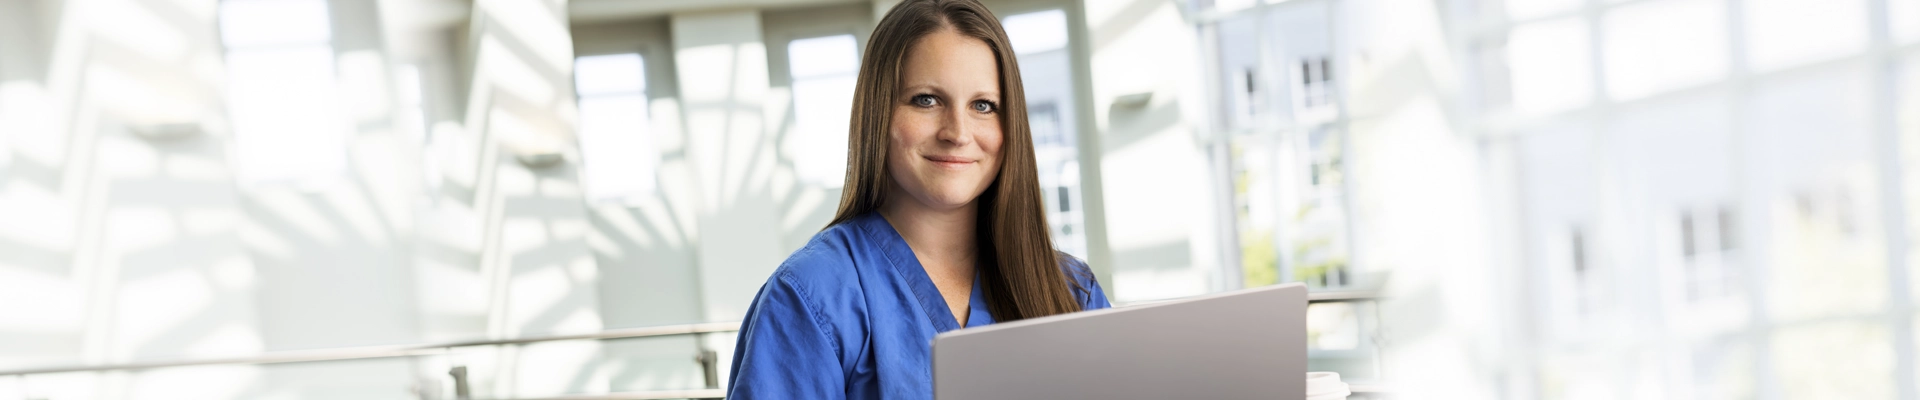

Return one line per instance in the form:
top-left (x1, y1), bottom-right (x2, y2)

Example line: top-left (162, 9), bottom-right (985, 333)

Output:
top-left (766, 221), bottom-right (870, 295)
top-left (1055, 252), bottom-right (1095, 281)
top-left (1054, 252), bottom-right (1113, 310)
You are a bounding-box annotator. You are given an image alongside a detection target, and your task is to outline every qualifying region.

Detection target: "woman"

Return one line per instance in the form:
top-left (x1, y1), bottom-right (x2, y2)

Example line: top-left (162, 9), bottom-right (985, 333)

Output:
top-left (725, 0), bottom-right (1110, 398)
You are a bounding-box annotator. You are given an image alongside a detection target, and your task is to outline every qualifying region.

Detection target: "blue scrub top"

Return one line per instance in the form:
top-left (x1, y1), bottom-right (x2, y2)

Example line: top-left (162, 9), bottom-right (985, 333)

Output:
top-left (726, 212), bottom-right (1112, 399)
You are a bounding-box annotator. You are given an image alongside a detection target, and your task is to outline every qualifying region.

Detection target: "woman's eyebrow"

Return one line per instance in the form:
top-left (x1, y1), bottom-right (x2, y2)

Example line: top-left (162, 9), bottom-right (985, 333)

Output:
top-left (900, 83), bottom-right (944, 94)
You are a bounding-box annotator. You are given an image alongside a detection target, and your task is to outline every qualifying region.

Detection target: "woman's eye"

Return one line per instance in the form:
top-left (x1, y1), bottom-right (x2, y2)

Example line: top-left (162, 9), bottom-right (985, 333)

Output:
top-left (971, 100), bottom-right (996, 113)
top-left (912, 94), bottom-right (938, 107)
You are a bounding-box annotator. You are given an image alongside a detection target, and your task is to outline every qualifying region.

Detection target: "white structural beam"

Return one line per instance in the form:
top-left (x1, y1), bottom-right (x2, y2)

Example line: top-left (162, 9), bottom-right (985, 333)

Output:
top-left (572, 0), bottom-right (863, 23)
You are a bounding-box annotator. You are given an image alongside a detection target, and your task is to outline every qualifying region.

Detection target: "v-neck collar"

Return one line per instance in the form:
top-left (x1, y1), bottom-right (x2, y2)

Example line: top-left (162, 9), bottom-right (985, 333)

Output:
top-left (854, 212), bottom-right (968, 333)
top-left (965, 271), bottom-right (993, 327)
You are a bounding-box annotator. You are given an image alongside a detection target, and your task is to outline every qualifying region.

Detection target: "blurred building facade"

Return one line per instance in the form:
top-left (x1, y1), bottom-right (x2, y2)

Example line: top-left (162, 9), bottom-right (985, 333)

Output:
top-left (0, 0), bottom-right (1914, 398)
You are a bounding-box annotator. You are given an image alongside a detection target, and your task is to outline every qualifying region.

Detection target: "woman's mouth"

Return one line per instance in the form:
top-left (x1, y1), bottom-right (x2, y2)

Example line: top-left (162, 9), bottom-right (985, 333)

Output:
top-left (924, 155), bottom-right (975, 169)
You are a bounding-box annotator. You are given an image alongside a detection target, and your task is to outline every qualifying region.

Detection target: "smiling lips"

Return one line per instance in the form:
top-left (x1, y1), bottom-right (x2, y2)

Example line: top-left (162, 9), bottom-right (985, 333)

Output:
top-left (923, 154), bottom-right (976, 169)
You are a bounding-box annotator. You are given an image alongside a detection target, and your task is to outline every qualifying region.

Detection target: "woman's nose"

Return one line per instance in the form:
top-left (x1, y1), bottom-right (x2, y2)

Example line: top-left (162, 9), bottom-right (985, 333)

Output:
top-left (934, 108), bottom-right (975, 146)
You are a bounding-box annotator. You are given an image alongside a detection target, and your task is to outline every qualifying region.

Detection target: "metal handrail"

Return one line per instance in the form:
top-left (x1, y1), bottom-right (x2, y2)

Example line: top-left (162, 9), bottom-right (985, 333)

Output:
top-left (0, 321), bottom-right (742, 376)
top-left (3, 292), bottom-right (1392, 397)
top-left (1307, 289), bottom-right (1381, 303)
top-left (510, 389), bottom-right (728, 400)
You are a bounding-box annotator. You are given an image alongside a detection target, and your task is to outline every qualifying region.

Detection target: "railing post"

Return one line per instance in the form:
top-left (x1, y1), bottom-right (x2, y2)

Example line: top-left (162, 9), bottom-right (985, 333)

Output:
top-left (448, 365), bottom-right (470, 400)
top-left (696, 348), bottom-right (720, 389)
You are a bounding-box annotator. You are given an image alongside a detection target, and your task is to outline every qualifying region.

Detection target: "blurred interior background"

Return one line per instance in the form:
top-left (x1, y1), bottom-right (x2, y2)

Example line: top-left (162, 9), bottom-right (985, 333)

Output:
top-left (0, 0), bottom-right (1915, 398)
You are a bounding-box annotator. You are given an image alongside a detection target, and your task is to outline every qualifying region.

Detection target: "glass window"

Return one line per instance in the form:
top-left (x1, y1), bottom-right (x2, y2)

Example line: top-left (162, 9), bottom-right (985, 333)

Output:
top-left (1571, 227), bottom-right (1592, 314)
top-left (1717, 205), bottom-right (1737, 251)
top-left (1745, 67), bottom-right (1884, 322)
top-left (1296, 57), bottom-right (1333, 110)
top-left (0, 97), bottom-right (8, 178)
top-left (1680, 206), bottom-right (1741, 302)
top-left (1520, 125), bottom-right (1599, 327)
top-left (1689, 337), bottom-right (1757, 400)
top-left (1264, 2), bottom-right (1334, 123)
top-left (1503, 0), bottom-right (1584, 21)
top-left (1293, 128), bottom-right (1349, 289)
top-left (1681, 212), bottom-right (1697, 259)
top-left (1002, 9), bottom-right (1088, 259)
top-left (1027, 102), bottom-right (1064, 147)
top-left (787, 34), bottom-right (859, 188)
top-left (1751, 0), bottom-right (1866, 72)
top-left (573, 53), bottom-right (656, 203)
top-left (1189, 0), bottom-right (1258, 13)
top-left (1232, 136), bottom-right (1280, 288)
top-left (1743, 0), bottom-right (1868, 72)
top-left (1506, 18), bottom-right (1592, 115)
top-left (1907, 55), bottom-right (1920, 299)
top-left (1601, 0), bottom-right (1727, 101)
top-left (1215, 14), bottom-right (1261, 129)
top-left (0, 81), bottom-right (10, 180)
top-left (1895, 0), bottom-right (1920, 44)
top-left (1773, 322), bottom-right (1895, 398)
top-left (1002, 10), bottom-right (1068, 55)
top-left (219, 0), bottom-right (345, 188)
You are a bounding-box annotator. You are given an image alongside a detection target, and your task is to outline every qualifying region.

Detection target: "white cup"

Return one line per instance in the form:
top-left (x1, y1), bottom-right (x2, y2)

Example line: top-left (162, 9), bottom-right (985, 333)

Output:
top-left (1306, 371), bottom-right (1351, 400)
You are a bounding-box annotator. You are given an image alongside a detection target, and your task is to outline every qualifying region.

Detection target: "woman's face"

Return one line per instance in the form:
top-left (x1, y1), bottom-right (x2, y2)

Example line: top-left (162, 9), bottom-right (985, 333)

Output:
top-left (888, 27), bottom-right (1004, 211)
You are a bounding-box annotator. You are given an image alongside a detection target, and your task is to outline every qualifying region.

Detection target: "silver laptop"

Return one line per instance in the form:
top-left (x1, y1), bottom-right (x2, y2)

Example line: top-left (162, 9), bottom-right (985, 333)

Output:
top-left (932, 283), bottom-right (1307, 400)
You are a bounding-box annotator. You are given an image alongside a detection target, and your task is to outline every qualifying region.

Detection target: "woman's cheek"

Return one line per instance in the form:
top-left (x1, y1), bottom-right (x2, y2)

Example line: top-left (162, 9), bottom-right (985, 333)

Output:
top-left (978, 128), bottom-right (1003, 166)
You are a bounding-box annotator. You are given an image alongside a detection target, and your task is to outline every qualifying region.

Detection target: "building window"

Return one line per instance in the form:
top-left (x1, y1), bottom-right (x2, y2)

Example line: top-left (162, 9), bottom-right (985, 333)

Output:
top-left (1057, 186), bottom-right (1071, 213)
top-left (1028, 102), bottom-right (1066, 147)
top-left (1505, 18), bottom-right (1593, 115)
top-left (788, 34), bottom-right (860, 188)
top-left (573, 53), bottom-right (655, 203)
top-left (1571, 226), bottom-right (1598, 315)
top-left (1571, 228), bottom-right (1587, 274)
top-left (1834, 188), bottom-right (1856, 237)
top-left (1236, 66), bottom-right (1259, 121)
top-left (1681, 213), bottom-right (1696, 259)
top-left (1717, 206), bottom-right (1737, 251)
top-left (1214, 14), bottom-right (1259, 129)
top-left (0, 116), bottom-right (9, 179)
top-left (1679, 205), bottom-right (1741, 302)
top-left (1297, 56), bottom-right (1334, 109)
top-left (219, 0), bottom-right (345, 188)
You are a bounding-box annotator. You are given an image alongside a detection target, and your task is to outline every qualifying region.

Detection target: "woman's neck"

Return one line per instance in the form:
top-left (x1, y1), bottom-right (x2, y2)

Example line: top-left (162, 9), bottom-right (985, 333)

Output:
top-left (878, 191), bottom-right (979, 276)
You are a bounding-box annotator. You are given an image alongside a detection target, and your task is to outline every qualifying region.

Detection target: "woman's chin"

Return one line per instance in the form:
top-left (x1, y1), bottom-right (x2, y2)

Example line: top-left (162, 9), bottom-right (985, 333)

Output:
top-left (910, 188), bottom-right (985, 211)
top-left (920, 195), bottom-right (975, 210)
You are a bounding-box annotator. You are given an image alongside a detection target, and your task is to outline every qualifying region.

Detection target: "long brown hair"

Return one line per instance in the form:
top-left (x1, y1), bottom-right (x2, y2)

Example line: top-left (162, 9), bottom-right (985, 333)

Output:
top-left (827, 0), bottom-right (1081, 321)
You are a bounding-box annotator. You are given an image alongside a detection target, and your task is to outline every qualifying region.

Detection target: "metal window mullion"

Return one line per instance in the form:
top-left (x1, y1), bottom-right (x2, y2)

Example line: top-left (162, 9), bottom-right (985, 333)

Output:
top-left (1718, 0), bottom-right (1784, 398)
top-left (1868, 0), bottom-right (1917, 397)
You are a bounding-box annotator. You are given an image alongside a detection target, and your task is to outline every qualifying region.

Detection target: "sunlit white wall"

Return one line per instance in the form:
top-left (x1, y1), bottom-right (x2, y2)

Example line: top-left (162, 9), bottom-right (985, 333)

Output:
top-left (760, 2), bottom-right (871, 253)
top-left (0, 0), bottom-right (610, 397)
top-left (1331, 0), bottom-right (1504, 397)
top-left (1082, 0), bottom-right (1231, 303)
top-left (0, 0), bottom-right (268, 398)
top-left (567, 16), bottom-right (716, 394)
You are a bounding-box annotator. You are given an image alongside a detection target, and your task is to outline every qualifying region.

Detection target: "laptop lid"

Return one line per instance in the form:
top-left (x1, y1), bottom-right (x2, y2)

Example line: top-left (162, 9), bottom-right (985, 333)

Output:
top-left (932, 283), bottom-right (1307, 400)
